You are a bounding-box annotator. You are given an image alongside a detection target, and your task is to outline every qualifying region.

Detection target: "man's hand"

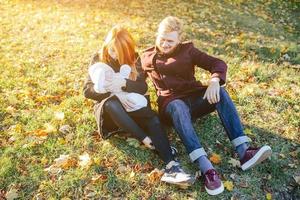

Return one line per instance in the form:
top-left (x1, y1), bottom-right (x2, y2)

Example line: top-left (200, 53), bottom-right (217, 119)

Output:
top-left (203, 77), bottom-right (220, 104)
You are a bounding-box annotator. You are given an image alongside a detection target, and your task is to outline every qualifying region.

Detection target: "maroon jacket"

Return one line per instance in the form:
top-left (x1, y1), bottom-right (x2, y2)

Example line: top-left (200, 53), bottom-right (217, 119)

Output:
top-left (141, 41), bottom-right (228, 116)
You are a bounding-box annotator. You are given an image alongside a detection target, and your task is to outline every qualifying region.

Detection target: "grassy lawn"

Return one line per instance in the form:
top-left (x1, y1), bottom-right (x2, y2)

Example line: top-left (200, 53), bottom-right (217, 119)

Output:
top-left (0, 0), bottom-right (299, 199)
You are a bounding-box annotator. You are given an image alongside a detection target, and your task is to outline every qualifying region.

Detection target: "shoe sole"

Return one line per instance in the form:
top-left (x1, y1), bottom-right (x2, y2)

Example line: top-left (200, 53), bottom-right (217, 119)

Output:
top-left (241, 146), bottom-right (272, 171)
top-left (161, 176), bottom-right (195, 187)
top-left (205, 182), bottom-right (224, 196)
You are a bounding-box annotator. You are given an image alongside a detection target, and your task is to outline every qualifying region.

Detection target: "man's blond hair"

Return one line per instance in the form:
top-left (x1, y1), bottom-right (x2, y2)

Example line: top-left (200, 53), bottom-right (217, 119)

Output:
top-left (158, 16), bottom-right (183, 37)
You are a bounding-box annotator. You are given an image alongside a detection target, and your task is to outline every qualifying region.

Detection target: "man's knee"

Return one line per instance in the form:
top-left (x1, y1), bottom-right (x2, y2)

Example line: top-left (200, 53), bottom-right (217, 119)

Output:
top-left (219, 87), bottom-right (229, 100)
top-left (166, 99), bottom-right (189, 116)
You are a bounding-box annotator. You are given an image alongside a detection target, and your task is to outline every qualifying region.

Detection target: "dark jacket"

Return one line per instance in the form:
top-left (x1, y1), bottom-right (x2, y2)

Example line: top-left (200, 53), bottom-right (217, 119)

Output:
top-left (141, 41), bottom-right (228, 116)
top-left (83, 53), bottom-right (147, 139)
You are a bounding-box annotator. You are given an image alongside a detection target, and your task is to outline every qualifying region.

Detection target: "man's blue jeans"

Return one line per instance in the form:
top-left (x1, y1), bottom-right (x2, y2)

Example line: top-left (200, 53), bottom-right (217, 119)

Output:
top-left (165, 88), bottom-right (250, 162)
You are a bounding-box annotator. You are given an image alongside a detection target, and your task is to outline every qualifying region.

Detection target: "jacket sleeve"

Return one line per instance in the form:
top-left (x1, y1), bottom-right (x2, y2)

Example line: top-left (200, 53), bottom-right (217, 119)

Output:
top-left (190, 43), bottom-right (227, 85)
top-left (83, 53), bottom-right (111, 102)
top-left (123, 56), bottom-right (148, 95)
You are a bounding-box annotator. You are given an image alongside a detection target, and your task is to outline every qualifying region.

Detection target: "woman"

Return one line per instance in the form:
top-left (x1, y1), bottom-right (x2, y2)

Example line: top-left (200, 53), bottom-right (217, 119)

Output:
top-left (83, 25), bottom-right (194, 186)
top-left (141, 16), bottom-right (272, 195)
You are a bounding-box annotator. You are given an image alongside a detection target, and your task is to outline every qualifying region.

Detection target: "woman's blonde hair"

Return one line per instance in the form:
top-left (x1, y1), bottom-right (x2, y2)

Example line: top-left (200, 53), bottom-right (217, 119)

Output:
top-left (157, 16), bottom-right (183, 37)
top-left (99, 25), bottom-right (137, 80)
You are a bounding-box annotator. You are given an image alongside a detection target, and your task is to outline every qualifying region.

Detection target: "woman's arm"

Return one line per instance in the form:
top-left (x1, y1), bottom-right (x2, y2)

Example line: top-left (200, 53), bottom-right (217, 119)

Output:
top-left (123, 56), bottom-right (148, 94)
top-left (83, 53), bottom-right (111, 102)
top-left (83, 74), bottom-right (111, 102)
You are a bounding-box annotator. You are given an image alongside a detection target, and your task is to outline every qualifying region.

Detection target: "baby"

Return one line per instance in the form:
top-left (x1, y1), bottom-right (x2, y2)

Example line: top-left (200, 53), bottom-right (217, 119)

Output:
top-left (89, 62), bottom-right (148, 112)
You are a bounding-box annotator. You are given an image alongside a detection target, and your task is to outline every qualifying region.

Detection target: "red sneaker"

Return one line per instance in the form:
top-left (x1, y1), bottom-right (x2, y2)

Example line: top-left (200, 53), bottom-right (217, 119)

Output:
top-left (240, 145), bottom-right (272, 171)
top-left (204, 169), bottom-right (224, 195)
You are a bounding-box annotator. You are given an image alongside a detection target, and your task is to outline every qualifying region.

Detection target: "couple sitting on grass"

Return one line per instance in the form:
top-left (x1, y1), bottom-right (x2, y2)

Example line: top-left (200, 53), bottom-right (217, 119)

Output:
top-left (83, 16), bottom-right (272, 196)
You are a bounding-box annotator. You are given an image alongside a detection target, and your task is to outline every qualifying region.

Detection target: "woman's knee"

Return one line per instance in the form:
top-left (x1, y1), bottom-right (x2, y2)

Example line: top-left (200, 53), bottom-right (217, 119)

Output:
top-left (103, 98), bottom-right (122, 113)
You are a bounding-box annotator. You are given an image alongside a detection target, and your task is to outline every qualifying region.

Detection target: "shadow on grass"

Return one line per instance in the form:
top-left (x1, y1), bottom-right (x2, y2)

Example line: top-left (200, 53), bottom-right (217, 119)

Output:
top-left (103, 113), bottom-right (299, 199)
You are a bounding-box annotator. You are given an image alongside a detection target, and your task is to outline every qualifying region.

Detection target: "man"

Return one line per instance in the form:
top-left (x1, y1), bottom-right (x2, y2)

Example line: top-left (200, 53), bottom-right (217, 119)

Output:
top-left (141, 16), bottom-right (272, 196)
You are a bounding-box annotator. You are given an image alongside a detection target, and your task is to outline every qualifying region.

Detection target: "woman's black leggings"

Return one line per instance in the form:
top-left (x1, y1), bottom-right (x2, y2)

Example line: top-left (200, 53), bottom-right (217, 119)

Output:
top-left (104, 98), bottom-right (174, 164)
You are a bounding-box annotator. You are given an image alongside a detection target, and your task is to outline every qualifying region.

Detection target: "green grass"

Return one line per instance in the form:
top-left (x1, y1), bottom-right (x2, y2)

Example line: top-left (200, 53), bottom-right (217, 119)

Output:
top-left (0, 0), bottom-right (299, 199)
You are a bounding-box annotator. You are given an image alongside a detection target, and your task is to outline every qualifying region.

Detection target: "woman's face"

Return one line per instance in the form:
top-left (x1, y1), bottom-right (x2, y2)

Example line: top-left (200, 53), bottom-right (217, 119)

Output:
top-left (156, 31), bottom-right (180, 54)
top-left (108, 46), bottom-right (118, 60)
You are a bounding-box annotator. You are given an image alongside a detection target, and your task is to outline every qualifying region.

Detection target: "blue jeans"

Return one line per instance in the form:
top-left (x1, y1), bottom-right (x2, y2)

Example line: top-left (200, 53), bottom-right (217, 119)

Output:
top-left (165, 87), bottom-right (250, 162)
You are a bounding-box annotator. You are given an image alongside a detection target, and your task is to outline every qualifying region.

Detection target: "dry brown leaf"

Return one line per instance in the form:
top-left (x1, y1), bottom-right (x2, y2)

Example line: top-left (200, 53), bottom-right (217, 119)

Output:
top-left (91, 174), bottom-right (108, 183)
top-left (148, 168), bottom-right (164, 183)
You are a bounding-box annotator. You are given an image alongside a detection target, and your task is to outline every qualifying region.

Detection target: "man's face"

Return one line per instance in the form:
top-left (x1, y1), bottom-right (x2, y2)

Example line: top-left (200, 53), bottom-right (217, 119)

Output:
top-left (156, 31), bottom-right (180, 54)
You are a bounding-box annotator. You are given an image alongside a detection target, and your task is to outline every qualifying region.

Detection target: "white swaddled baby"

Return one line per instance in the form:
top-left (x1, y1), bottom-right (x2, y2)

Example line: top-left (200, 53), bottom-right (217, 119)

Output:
top-left (89, 62), bottom-right (147, 112)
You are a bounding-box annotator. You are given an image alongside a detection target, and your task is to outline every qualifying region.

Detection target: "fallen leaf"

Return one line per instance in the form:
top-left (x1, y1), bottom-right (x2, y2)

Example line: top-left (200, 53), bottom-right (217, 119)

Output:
top-left (54, 112), bottom-right (65, 120)
top-left (129, 171), bottom-right (135, 178)
top-left (44, 123), bottom-right (56, 133)
top-left (33, 129), bottom-right (48, 138)
top-left (78, 152), bottom-right (92, 169)
top-left (228, 158), bottom-right (240, 168)
top-left (244, 128), bottom-right (255, 136)
top-left (117, 165), bottom-right (128, 173)
top-left (224, 180), bottom-right (234, 191)
top-left (229, 173), bottom-right (236, 180)
top-left (148, 168), bottom-right (164, 183)
top-left (238, 181), bottom-right (249, 188)
top-left (59, 125), bottom-right (71, 134)
top-left (91, 174), bottom-right (108, 183)
top-left (209, 153), bottom-right (221, 164)
top-left (288, 163), bottom-right (297, 168)
top-left (45, 154), bottom-right (77, 174)
top-left (266, 192), bottom-right (272, 200)
top-left (293, 175), bottom-right (300, 185)
top-left (5, 188), bottom-right (18, 200)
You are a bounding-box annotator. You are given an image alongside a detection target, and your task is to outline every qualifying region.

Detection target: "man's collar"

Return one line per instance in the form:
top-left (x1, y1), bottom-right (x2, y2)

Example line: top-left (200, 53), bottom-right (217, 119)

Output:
top-left (155, 43), bottom-right (182, 58)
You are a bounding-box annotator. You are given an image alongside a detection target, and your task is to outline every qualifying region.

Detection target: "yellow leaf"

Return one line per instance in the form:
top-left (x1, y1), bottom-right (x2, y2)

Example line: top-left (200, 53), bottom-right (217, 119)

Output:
top-left (224, 180), bottom-right (234, 191)
top-left (44, 123), bottom-right (56, 133)
top-left (58, 138), bottom-right (66, 145)
top-left (209, 153), bottom-right (221, 164)
top-left (129, 171), bottom-right (135, 178)
top-left (266, 192), bottom-right (272, 200)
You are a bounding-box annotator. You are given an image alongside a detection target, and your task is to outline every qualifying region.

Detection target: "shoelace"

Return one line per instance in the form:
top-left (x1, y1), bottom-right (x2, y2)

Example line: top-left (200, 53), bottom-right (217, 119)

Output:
top-left (206, 170), bottom-right (217, 181)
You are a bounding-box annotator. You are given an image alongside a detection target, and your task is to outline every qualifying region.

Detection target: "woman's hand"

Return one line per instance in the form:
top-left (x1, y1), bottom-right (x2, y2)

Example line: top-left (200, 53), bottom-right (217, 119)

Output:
top-left (203, 77), bottom-right (220, 104)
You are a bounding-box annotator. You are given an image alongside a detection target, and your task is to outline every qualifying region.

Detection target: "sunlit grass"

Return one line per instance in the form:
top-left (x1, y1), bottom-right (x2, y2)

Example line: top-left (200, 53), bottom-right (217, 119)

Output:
top-left (0, 0), bottom-right (299, 199)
